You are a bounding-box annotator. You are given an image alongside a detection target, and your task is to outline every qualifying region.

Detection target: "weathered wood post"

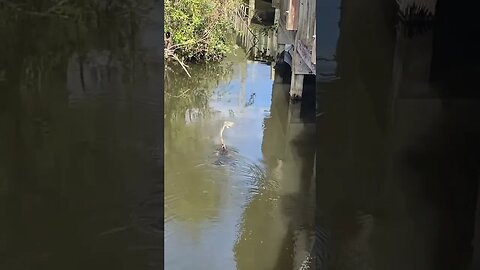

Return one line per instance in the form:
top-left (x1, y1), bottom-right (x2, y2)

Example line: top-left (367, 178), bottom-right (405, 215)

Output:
top-left (289, 0), bottom-right (315, 99)
top-left (312, 23), bottom-right (316, 65)
top-left (286, 0), bottom-right (299, 30)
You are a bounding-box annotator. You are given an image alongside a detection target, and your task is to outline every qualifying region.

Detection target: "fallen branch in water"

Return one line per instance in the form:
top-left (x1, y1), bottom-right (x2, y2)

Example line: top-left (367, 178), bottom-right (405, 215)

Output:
top-left (170, 53), bottom-right (191, 78)
top-left (164, 46), bottom-right (191, 78)
top-left (165, 88), bottom-right (192, 98)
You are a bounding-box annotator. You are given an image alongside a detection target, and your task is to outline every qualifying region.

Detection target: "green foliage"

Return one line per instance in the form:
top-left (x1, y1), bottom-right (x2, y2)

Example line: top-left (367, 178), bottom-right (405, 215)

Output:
top-left (165, 0), bottom-right (241, 62)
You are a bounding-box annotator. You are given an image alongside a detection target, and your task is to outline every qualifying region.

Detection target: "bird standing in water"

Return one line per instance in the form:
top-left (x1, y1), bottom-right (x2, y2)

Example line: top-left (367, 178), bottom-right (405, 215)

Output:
top-left (220, 121), bottom-right (234, 152)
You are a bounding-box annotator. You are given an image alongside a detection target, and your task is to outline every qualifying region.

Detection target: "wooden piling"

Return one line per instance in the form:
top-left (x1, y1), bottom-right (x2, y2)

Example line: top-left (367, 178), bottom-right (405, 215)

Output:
top-left (286, 0), bottom-right (299, 30)
top-left (274, 0), bottom-right (315, 99)
top-left (290, 74), bottom-right (304, 98)
top-left (234, 0), bottom-right (315, 99)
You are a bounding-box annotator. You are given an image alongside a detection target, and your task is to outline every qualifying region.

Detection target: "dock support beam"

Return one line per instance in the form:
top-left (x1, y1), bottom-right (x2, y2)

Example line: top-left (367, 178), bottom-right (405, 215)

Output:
top-left (273, 0), bottom-right (314, 100)
top-left (290, 74), bottom-right (304, 99)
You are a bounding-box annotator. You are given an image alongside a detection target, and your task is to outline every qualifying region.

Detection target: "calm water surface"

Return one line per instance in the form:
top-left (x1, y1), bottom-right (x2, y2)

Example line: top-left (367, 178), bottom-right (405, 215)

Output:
top-left (0, 3), bottom-right (163, 269)
top-left (0, 2), bottom-right (315, 269)
top-left (6, 0), bottom-right (480, 269)
top-left (317, 0), bottom-right (480, 269)
top-left (165, 52), bottom-right (315, 270)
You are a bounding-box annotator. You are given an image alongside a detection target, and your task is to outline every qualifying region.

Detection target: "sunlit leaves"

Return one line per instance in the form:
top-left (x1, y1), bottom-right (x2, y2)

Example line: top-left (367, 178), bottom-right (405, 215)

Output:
top-left (164, 0), bottom-right (242, 62)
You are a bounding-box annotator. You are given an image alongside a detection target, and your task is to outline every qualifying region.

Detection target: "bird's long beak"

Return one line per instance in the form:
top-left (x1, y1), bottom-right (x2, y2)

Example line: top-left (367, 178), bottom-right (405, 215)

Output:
top-left (224, 121), bottom-right (234, 128)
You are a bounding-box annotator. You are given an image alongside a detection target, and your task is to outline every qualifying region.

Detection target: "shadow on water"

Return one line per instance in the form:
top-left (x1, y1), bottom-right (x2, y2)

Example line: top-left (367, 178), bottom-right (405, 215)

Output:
top-left (317, 0), bottom-right (480, 269)
top-left (232, 57), bottom-right (316, 269)
top-left (163, 24), bottom-right (317, 267)
top-left (164, 46), bottom-right (315, 268)
top-left (0, 2), bottom-right (164, 269)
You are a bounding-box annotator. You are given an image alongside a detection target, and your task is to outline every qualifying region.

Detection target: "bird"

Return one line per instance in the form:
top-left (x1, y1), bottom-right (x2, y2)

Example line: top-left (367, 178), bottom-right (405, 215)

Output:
top-left (220, 121), bottom-right (234, 151)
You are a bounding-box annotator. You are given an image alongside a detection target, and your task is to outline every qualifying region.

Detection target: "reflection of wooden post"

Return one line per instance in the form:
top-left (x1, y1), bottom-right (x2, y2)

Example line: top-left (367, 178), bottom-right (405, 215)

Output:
top-left (397, 0), bottom-right (437, 18)
top-left (290, 74), bottom-right (304, 98)
top-left (470, 169), bottom-right (480, 269)
top-left (238, 61), bottom-right (247, 109)
top-left (293, 229), bottom-right (309, 269)
top-left (391, 24), bottom-right (433, 99)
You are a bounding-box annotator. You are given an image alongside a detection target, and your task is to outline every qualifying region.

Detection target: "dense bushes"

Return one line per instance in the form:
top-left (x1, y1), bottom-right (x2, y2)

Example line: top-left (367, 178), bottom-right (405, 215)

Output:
top-left (164, 0), bottom-right (241, 62)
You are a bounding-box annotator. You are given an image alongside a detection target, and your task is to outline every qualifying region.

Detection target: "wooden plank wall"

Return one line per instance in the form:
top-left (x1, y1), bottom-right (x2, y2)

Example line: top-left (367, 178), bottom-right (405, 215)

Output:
top-left (272, 0), bottom-right (316, 70)
top-left (280, 0), bottom-right (289, 24)
top-left (286, 0), bottom-right (299, 30)
top-left (292, 0), bottom-right (316, 75)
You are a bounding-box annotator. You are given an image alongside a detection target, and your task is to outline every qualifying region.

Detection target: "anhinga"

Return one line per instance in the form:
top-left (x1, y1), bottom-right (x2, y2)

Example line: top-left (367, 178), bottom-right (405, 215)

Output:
top-left (220, 121), bottom-right (234, 151)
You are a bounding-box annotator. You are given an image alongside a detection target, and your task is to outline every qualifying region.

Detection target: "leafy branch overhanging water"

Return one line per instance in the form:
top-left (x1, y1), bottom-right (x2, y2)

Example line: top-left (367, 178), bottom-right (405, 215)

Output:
top-left (164, 0), bottom-right (243, 63)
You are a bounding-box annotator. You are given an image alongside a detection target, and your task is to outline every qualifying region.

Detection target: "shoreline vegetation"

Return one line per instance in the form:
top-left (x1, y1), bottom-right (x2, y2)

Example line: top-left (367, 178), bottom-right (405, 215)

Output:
top-left (0, 0), bottom-right (242, 108)
top-left (164, 0), bottom-right (244, 75)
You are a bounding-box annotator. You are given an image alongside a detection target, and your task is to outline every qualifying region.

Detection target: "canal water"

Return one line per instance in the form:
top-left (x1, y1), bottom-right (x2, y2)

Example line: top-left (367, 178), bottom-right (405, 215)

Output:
top-left (317, 0), bottom-right (480, 269)
top-left (0, 3), bottom-right (165, 269)
top-left (0, 1), bottom-right (316, 270)
top-left (165, 48), bottom-right (316, 269)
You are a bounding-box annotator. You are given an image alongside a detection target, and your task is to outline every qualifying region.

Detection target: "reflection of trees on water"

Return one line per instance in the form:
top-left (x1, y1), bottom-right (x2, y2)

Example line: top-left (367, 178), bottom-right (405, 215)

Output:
top-left (164, 61), bottom-right (235, 121)
top-left (0, 2), bottom-right (165, 268)
top-left (164, 118), bottom-right (226, 223)
top-left (0, 0), bottom-right (152, 185)
top-left (0, 0), bottom-right (153, 99)
top-left (164, 60), bottom-right (236, 156)
top-left (163, 60), bottom-right (237, 231)
top-left (0, 0), bottom-right (154, 20)
top-left (164, 60), bottom-right (238, 241)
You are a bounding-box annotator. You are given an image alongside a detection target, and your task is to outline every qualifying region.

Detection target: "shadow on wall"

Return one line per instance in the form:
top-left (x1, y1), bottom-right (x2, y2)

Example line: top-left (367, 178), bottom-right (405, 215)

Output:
top-left (399, 103), bottom-right (480, 269)
top-left (317, 0), bottom-right (480, 269)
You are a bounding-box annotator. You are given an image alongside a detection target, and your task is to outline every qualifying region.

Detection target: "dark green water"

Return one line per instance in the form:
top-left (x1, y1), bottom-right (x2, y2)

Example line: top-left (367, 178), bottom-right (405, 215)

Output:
top-left (0, 2), bottom-right (316, 270)
top-left (317, 0), bottom-right (480, 269)
top-left (0, 3), bottom-right (164, 269)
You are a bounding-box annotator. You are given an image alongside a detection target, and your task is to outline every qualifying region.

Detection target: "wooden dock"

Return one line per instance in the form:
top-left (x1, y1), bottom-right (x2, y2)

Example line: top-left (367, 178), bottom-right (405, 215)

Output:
top-left (273, 0), bottom-right (316, 99)
top-left (234, 3), bottom-right (277, 62)
top-left (234, 0), bottom-right (316, 99)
